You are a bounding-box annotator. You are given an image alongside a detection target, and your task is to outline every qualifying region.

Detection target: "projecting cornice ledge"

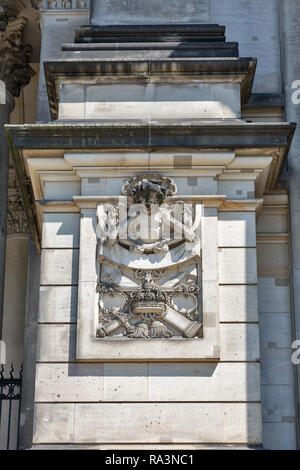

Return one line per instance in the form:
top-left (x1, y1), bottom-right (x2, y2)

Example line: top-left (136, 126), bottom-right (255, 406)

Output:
top-left (5, 119), bottom-right (296, 252)
top-left (5, 120), bottom-right (296, 150)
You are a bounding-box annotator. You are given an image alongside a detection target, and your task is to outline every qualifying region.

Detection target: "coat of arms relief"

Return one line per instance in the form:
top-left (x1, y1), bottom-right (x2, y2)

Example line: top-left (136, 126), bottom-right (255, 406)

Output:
top-left (96, 174), bottom-right (203, 340)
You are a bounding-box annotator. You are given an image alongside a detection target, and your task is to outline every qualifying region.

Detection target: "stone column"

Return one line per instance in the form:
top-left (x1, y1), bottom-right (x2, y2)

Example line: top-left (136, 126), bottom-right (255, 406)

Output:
top-left (0, 8), bottom-right (36, 342)
top-left (0, 87), bottom-right (14, 340)
top-left (279, 0), bottom-right (300, 450)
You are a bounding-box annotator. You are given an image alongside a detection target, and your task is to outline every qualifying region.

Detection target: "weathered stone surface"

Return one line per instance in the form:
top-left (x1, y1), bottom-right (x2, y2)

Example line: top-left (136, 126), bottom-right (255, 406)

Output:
top-left (219, 285), bottom-right (258, 322)
top-left (210, 0), bottom-right (281, 94)
top-left (90, 0), bottom-right (210, 25)
top-left (258, 277), bottom-right (291, 313)
top-left (218, 180), bottom-right (255, 200)
top-left (40, 249), bottom-right (79, 285)
top-left (34, 362), bottom-right (260, 403)
top-left (39, 286), bottom-right (78, 323)
top-left (35, 363), bottom-right (105, 403)
top-left (39, 323), bottom-right (260, 363)
top-left (36, 9), bottom-right (89, 122)
top-left (59, 83), bottom-right (241, 120)
top-left (37, 324), bottom-right (76, 362)
top-left (257, 213), bottom-right (288, 234)
top-left (218, 212), bottom-right (256, 247)
top-left (259, 313), bottom-right (292, 349)
top-left (218, 248), bottom-right (257, 284)
top-left (42, 213), bottom-right (80, 249)
top-left (220, 324), bottom-right (260, 361)
top-left (261, 384), bottom-right (296, 424)
top-left (257, 244), bottom-right (289, 278)
top-left (262, 422), bottom-right (297, 450)
top-left (147, 363), bottom-right (260, 402)
top-left (33, 402), bottom-right (262, 444)
top-left (260, 349), bottom-right (294, 385)
top-left (7, 121), bottom-right (295, 155)
top-left (2, 237), bottom-right (29, 370)
top-left (44, 181), bottom-right (80, 201)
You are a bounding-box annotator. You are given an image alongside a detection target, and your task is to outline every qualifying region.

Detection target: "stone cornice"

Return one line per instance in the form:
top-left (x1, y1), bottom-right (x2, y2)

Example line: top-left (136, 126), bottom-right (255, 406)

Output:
top-left (6, 120), bottom-right (295, 152)
top-left (43, 57), bottom-right (257, 120)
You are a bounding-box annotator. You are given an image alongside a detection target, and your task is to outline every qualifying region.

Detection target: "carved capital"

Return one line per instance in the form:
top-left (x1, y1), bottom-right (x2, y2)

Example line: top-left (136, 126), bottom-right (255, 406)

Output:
top-left (0, 1), bottom-right (26, 21)
top-left (0, 16), bottom-right (35, 97)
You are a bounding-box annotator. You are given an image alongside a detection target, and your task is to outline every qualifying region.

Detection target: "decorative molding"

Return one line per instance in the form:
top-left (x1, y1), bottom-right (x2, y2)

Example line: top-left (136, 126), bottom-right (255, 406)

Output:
top-left (7, 169), bottom-right (29, 235)
top-left (219, 198), bottom-right (263, 212)
top-left (42, 0), bottom-right (89, 9)
top-left (256, 233), bottom-right (289, 244)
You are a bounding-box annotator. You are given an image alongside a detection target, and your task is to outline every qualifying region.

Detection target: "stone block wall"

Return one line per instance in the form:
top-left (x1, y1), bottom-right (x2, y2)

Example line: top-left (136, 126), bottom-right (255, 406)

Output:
top-left (32, 173), bottom-right (263, 448)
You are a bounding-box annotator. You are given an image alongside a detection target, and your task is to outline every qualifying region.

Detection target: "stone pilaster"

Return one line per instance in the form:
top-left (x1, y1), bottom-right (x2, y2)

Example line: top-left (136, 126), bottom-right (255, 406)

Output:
top-left (279, 0), bottom-right (300, 450)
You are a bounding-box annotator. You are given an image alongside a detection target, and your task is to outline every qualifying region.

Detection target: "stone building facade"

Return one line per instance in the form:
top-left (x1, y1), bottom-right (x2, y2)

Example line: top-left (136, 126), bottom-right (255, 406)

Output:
top-left (1, 0), bottom-right (300, 450)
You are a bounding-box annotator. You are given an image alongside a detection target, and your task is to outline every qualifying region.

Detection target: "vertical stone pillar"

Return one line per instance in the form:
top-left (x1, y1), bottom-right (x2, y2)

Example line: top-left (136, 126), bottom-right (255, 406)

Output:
top-left (0, 7), bottom-right (36, 344)
top-left (279, 0), bottom-right (300, 449)
top-left (0, 87), bottom-right (14, 340)
top-left (37, 4), bottom-right (89, 122)
top-left (18, 239), bottom-right (41, 450)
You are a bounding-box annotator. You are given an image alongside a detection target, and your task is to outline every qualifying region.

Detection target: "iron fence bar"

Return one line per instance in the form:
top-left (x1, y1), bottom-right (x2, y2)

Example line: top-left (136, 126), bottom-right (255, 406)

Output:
top-left (6, 393), bottom-right (12, 449)
top-left (16, 365), bottom-right (23, 450)
top-left (0, 364), bottom-right (3, 443)
top-left (0, 363), bottom-right (23, 450)
top-left (0, 384), bottom-right (2, 436)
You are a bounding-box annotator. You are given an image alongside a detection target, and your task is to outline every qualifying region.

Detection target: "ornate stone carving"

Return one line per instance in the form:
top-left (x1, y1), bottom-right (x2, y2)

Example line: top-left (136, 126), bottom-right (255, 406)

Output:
top-left (122, 174), bottom-right (177, 207)
top-left (7, 170), bottom-right (29, 235)
top-left (0, 16), bottom-right (35, 97)
top-left (96, 174), bottom-right (203, 340)
top-left (96, 274), bottom-right (201, 339)
top-left (0, 1), bottom-right (25, 21)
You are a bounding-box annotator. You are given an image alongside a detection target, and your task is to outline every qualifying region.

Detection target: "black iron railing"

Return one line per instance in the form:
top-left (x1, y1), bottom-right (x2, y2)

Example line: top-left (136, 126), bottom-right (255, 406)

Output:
top-left (0, 364), bottom-right (23, 450)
